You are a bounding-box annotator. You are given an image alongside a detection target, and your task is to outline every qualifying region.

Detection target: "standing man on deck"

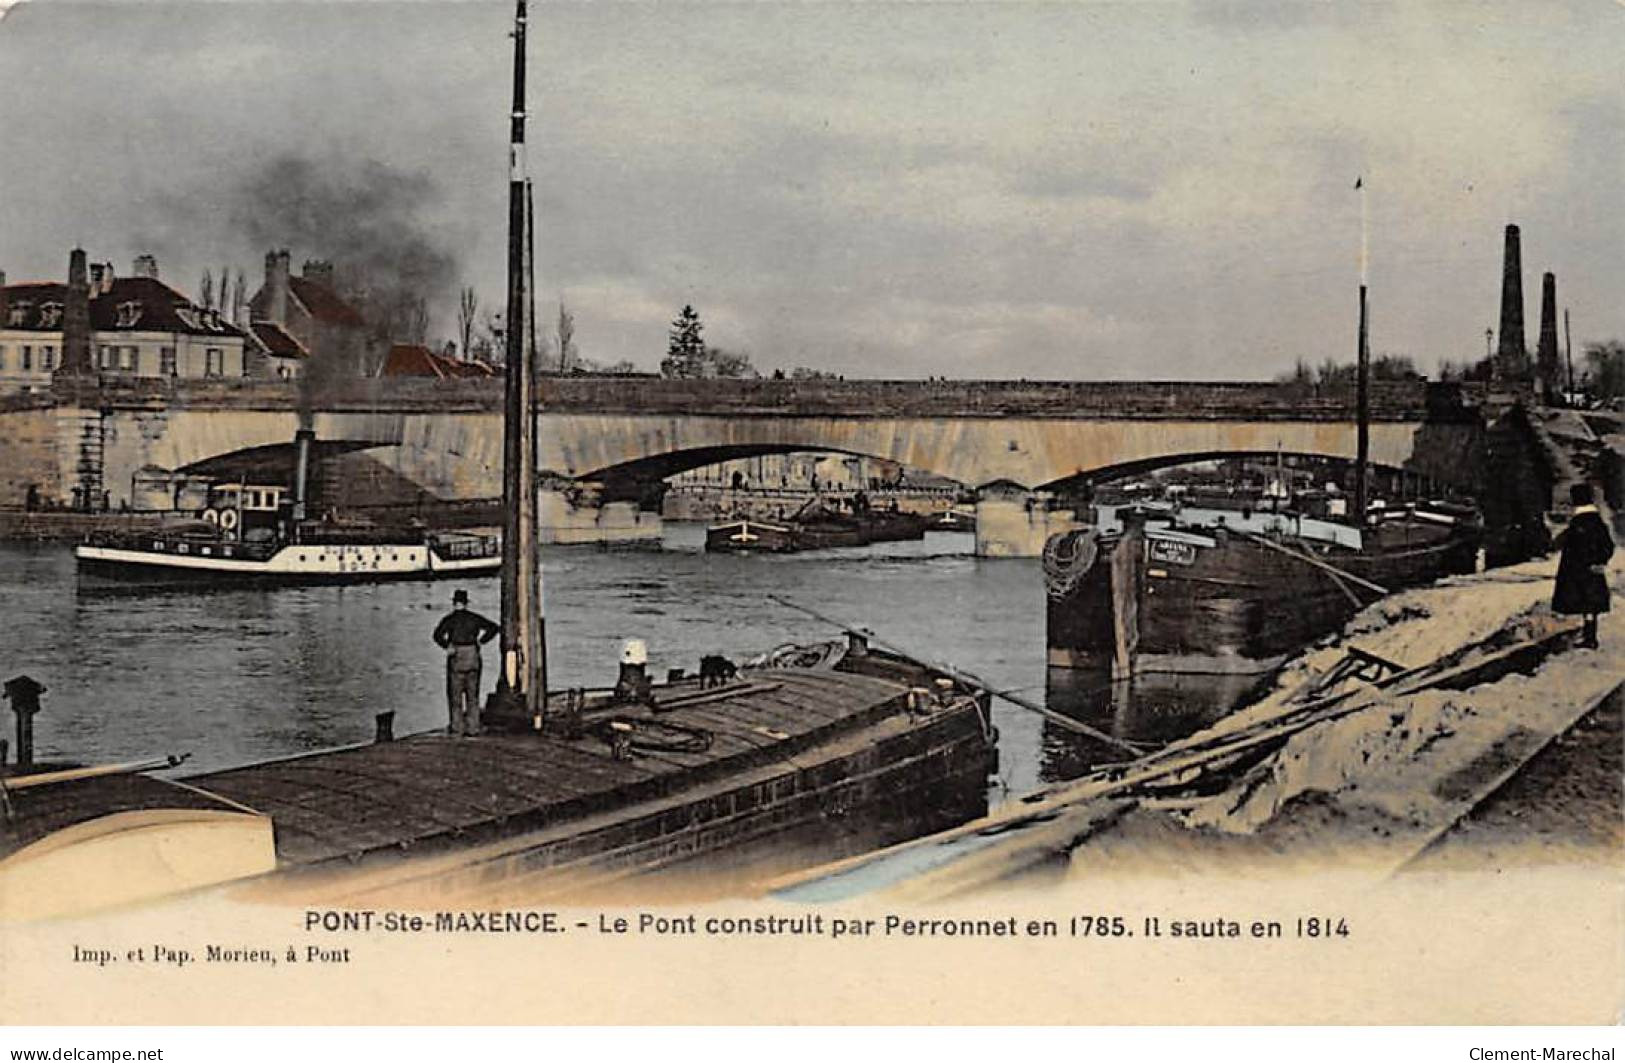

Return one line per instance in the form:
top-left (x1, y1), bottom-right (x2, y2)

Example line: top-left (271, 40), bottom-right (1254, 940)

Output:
top-left (433, 589), bottom-right (501, 736)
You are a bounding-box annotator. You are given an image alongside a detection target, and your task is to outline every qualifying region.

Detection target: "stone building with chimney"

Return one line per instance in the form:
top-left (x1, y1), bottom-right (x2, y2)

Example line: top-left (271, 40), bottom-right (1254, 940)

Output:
top-left (248, 250), bottom-right (370, 379)
top-left (0, 250), bottom-right (248, 395)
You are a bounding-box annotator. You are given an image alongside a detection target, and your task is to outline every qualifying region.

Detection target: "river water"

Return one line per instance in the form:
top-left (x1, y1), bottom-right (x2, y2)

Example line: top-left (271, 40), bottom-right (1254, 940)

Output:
top-left (0, 524), bottom-right (1249, 800)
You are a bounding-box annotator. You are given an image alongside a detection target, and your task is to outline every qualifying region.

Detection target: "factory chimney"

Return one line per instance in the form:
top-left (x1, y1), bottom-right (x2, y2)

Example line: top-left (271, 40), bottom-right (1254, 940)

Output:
top-left (1537, 272), bottom-right (1560, 405)
top-left (1495, 224), bottom-right (1526, 381)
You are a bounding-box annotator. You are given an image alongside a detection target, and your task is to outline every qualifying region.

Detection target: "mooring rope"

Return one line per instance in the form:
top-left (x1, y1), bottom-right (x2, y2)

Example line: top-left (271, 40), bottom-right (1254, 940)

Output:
top-left (1041, 528), bottom-right (1099, 599)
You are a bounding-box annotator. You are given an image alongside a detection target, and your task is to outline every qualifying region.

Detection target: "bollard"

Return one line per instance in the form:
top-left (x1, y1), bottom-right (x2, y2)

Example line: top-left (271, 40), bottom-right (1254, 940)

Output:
top-left (374, 711), bottom-right (395, 743)
top-left (3, 675), bottom-right (46, 771)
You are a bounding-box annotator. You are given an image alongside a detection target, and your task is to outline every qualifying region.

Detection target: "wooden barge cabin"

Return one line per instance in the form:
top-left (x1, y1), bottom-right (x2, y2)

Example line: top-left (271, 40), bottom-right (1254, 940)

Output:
top-left (0, 635), bottom-right (996, 918)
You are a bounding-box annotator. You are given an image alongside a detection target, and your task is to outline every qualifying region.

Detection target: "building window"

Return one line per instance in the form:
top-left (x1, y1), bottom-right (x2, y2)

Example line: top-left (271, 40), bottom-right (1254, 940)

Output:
top-left (21, 346), bottom-right (31, 371)
top-left (160, 347), bottom-right (176, 377)
top-left (0, 346), bottom-right (7, 370)
top-left (41, 346), bottom-right (55, 370)
top-left (119, 346), bottom-right (137, 371)
top-left (205, 348), bottom-right (223, 377)
top-left (98, 345), bottom-right (113, 370)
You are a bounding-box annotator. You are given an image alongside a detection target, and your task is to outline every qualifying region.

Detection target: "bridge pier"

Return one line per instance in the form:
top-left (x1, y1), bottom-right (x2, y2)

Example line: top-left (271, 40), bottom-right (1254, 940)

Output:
top-left (538, 478), bottom-right (663, 549)
top-left (974, 484), bottom-right (1083, 558)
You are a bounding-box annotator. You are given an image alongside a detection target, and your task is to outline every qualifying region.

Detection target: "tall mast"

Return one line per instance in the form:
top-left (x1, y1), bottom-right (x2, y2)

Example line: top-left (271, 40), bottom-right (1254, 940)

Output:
top-left (494, 0), bottom-right (543, 725)
top-left (1354, 176), bottom-right (1370, 525)
top-left (1564, 307), bottom-right (1575, 402)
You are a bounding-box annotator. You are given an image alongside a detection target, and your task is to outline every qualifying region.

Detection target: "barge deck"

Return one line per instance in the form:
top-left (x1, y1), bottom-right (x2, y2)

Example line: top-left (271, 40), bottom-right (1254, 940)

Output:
top-left (1, 655), bottom-right (995, 917)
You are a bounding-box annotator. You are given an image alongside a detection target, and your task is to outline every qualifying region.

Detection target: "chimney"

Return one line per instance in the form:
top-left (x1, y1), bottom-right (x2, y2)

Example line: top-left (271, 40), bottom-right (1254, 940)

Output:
top-left (1537, 271), bottom-right (1560, 403)
top-left (292, 428), bottom-right (314, 523)
top-left (62, 248), bottom-right (92, 374)
top-left (301, 259), bottom-right (334, 288)
top-left (0, 269), bottom-right (8, 331)
top-left (264, 249), bottom-right (290, 325)
top-left (1496, 224), bottom-right (1526, 379)
top-left (131, 254), bottom-right (159, 280)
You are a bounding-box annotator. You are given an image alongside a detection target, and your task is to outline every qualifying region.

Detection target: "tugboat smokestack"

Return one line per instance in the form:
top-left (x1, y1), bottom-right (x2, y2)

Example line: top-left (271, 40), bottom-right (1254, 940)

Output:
top-left (293, 428), bottom-right (314, 523)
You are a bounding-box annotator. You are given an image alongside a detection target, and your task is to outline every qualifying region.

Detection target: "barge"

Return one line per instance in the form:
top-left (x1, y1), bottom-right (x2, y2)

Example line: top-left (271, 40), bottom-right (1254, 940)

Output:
top-left (706, 497), bottom-right (929, 554)
top-left (0, 636), bottom-right (995, 917)
top-left (1044, 502), bottom-right (1480, 678)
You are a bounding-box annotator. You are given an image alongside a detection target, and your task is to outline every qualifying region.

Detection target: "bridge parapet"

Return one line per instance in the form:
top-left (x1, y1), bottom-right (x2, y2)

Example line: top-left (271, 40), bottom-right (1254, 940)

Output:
top-left (56, 374), bottom-right (1482, 421)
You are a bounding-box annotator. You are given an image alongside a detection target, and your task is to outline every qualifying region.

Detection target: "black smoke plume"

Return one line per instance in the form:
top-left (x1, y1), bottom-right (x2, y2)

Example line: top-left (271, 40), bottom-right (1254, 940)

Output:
top-left (234, 154), bottom-right (458, 365)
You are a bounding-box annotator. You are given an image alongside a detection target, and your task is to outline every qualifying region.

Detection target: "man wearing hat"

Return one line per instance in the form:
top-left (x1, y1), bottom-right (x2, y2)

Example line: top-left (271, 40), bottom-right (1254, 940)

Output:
top-left (1553, 483), bottom-right (1615, 649)
top-left (433, 589), bottom-right (501, 736)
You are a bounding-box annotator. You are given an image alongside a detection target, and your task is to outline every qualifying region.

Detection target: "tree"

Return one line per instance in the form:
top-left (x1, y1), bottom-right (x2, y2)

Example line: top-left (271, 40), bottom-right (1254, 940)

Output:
top-left (457, 287), bottom-right (479, 362)
top-left (1273, 358), bottom-right (1313, 387)
top-left (1371, 354), bottom-right (1422, 381)
top-left (789, 366), bottom-right (839, 381)
top-left (1584, 341), bottom-right (1625, 403)
top-left (199, 269), bottom-right (214, 310)
top-left (662, 304), bottom-right (706, 378)
top-left (556, 301), bottom-right (578, 372)
top-left (704, 346), bottom-right (757, 379)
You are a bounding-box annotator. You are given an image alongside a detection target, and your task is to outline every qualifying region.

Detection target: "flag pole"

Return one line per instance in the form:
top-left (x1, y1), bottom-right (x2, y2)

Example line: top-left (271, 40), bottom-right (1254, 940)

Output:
top-left (1354, 176), bottom-right (1370, 525)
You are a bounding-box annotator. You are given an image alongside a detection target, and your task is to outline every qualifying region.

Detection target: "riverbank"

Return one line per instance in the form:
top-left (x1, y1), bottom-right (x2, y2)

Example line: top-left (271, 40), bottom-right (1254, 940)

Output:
top-left (0, 508), bottom-right (174, 543)
top-left (1080, 550), bottom-right (1624, 876)
top-left (774, 546), bottom-right (1625, 900)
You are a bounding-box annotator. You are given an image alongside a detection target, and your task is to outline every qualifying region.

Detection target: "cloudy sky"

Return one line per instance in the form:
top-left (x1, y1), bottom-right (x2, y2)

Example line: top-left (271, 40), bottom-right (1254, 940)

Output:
top-left (0, 1), bottom-right (1619, 379)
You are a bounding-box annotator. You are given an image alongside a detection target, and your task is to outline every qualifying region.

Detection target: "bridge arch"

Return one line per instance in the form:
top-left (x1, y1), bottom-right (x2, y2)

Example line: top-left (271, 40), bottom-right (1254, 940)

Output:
top-left (546, 412), bottom-right (1456, 492)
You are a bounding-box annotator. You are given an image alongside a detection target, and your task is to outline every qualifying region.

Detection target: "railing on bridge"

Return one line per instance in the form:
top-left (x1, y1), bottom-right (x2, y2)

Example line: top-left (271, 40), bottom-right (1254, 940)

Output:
top-left (50, 374), bottom-right (1486, 421)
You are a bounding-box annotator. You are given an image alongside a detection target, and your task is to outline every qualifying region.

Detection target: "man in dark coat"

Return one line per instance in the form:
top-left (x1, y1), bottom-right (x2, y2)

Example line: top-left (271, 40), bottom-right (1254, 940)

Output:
top-left (433, 589), bottom-right (501, 736)
top-left (1553, 483), bottom-right (1615, 649)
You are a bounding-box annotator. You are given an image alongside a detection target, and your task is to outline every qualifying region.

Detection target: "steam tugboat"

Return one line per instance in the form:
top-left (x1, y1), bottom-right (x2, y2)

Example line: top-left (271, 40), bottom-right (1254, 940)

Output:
top-left (73, 428), bottom-right (500, 583)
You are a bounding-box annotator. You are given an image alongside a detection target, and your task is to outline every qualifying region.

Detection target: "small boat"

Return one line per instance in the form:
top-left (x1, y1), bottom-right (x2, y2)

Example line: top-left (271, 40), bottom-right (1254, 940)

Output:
top-left (928, 507), bottom-right (977, 534)
top-left (706, 496), bottom-right (927, 553)
top-left (74, 428), bottom-right (500, 583)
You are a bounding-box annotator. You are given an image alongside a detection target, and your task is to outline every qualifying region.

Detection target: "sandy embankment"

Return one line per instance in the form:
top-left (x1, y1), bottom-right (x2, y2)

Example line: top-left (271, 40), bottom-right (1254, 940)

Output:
top-left (1150, 549), bottom-right (1625, 871)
